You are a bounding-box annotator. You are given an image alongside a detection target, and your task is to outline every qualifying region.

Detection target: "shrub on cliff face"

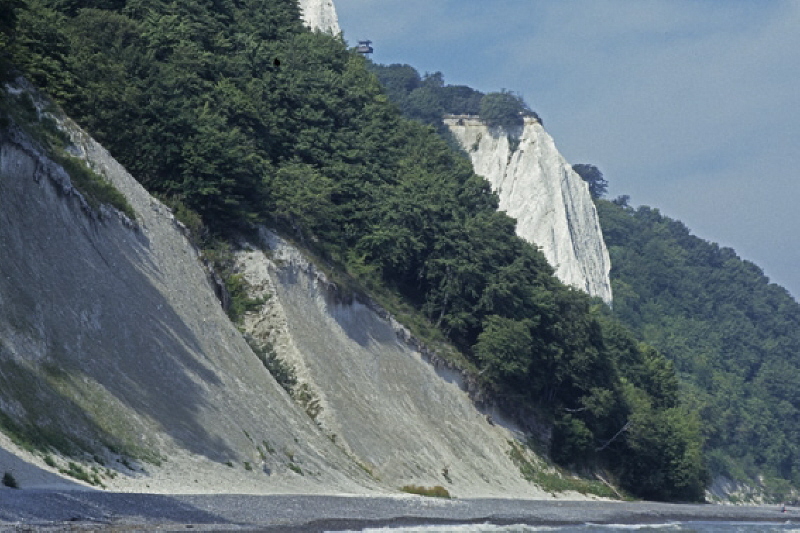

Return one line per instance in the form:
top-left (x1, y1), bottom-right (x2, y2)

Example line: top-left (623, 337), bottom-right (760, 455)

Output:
top-left (2, 472), bottom-right (18, 488)
top-left (400, 484), bottom-right (451, 498)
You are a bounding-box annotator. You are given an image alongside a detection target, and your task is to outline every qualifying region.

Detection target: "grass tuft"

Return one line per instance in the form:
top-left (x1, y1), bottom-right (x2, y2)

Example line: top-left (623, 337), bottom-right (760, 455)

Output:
top-left (59, 462), bottom-right (102, 486)
top-left (400, 485), bottom-right (451, 498)
top-left (507, 440), bottom-right (622, 499)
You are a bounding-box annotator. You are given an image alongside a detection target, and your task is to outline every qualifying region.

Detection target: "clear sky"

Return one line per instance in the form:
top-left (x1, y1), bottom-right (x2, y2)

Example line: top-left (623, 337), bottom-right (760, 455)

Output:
top-left (333, 0), bottom-right (800, 300)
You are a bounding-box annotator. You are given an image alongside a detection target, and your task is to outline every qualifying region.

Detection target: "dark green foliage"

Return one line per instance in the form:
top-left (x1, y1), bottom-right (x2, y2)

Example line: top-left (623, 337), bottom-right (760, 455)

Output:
top-left (479, 90), bottom-right (531, 130)
top-left (2, 472), bottom-right (18, 488)
top-left (551, 415), bottom-right (594, 466)
top-left (573, 164), bottom-right (608, 199)
top-left (0, 0), bottom-right (25, 79)
top-left (369, 63), bottom-right (484, 126)
top-left (598, 198), bottom-right (800, 492)
top-left (6, 0), bottom-right (706, 501)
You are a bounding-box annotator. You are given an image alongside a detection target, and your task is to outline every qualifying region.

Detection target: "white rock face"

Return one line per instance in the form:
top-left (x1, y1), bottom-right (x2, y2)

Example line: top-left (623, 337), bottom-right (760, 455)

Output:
top-left (445, 116), bottom-right (613, 305)
top-left (236, 230), bottom-right (551, 497)
top-left (0, 84), bottom-right (553, 498)
top-left (297, 0), bottom-right (340, 34)
top-left (0, 84), bottom-right (371, 493)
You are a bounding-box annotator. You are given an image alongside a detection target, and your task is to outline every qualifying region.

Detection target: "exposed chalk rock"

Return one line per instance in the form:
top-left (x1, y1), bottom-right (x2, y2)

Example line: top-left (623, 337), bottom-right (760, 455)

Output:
top-left (297, 0), bottom-right (340, 34)
top-left (0, 82), bottom-right (556, 498)
top-left (445, 116), bottom-right (613, 305)
top-left (235, 230), bottom-right (552, 497)
top-left (0, 83), bottom-right (371, 493)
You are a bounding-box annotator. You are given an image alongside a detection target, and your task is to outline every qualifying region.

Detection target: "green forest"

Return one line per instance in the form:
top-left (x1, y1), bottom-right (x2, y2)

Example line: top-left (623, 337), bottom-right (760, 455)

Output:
top-left (0, 0), bottom-right (743, 501)
top-left (596, 197), bottom-right (800, 497)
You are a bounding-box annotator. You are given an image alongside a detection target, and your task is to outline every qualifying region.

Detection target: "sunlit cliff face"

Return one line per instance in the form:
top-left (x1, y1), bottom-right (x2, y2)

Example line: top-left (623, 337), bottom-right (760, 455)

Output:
top-left (445, 116), bottom-right (613, 305)
top-left (297, 0), bottom-right (340, 34)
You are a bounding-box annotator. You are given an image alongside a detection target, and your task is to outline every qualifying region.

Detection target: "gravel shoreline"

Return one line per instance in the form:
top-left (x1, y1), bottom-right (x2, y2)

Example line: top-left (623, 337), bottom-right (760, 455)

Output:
top-left (0, 490), bottom-right (796, 531)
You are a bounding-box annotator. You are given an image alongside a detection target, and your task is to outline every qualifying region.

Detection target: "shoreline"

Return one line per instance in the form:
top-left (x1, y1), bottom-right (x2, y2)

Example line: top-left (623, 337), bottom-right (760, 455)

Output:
top-left (0, 491), bottom-right (796, 531)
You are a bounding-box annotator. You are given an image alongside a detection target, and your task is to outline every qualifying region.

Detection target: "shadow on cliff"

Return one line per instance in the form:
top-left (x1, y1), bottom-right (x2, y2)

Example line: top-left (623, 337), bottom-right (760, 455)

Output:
top-left (0, 143), bottom-right (247, 466)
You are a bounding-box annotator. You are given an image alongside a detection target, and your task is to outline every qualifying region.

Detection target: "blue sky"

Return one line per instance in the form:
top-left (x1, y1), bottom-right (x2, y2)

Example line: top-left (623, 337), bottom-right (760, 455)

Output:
top-left (333, 0), bottom-right (800, 300)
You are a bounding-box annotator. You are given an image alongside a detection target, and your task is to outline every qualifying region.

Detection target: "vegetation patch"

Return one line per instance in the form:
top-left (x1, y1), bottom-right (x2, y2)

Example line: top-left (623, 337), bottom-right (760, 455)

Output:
top-left (59, 462), bottom-right (102, 486)
top-left (508, 441), bottom-right (622, 500)
top-left (400, 485), bottom-right (451, 498)
top-left (244, 334), bottom-right (296, 393)
top-left (202, 240), bottom-right (265, 323)
top-left (294, 383), bottom-right (322, 420)
top-left (53, 152), bottom-right (135, 220)
top-left (2, 472), bottom-right (18, 489)
top-left (0, 88), bottom-right (135, 220)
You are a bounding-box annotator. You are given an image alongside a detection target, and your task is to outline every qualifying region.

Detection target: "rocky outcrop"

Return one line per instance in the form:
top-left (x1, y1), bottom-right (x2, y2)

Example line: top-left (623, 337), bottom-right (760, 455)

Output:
top-left (445, 116), bottom-right (613, 305)
top-left (297, 0), bottom-right (340, 34)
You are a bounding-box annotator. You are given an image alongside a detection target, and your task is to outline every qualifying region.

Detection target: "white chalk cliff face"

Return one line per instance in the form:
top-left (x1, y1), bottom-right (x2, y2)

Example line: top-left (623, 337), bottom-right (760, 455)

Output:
top-left (0, 83), bottom-right (550, 497)
top-left (445, 116), bottom-right (613, 305)
top-left (297, 0), bottom-right (340, 34)
top-left (0, 83), bottom-right (372, 493)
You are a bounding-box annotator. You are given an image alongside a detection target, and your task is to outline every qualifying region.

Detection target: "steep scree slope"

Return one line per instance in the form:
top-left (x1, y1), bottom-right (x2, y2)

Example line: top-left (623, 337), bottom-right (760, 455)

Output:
top-left (445, 116), bottom-right (613, 305)
top-left (0, 97), bottom-right (370, 493)
top-left (236, 231), bottom-right (553, 498)
top-left (0, 88), bottom-right (560, 498)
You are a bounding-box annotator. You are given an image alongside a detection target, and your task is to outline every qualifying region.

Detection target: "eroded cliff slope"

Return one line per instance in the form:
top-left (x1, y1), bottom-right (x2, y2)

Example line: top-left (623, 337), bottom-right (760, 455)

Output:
top-left (445, 116), bottom-right (613, 304)
top-left (0, 86), bottom-right (561, 498)
top-left (0, 87), bottom-right (370, 493)
top-left (236, 231), bottom-right (552, 498)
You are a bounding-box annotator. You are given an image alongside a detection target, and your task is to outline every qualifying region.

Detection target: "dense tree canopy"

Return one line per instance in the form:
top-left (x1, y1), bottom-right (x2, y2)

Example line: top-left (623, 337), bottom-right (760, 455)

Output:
top-left (479, 89), bottom-right (531, 130)
top-left (4, 0), bottom-right (707, 501)
top-left (369, 63), bottom-right (484, 127)
top-left (598, 199), bottom-right (800, 495)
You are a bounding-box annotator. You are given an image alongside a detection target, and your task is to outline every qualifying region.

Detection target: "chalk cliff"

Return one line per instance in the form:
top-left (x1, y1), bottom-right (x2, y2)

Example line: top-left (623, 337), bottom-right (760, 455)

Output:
top-left (445, 116), bottom-right (613, 305)
top-left (0, 84), bottom-right (370, 493)
top-left (297, 0), bottom-right (340, 34)
top-left (0, 84), bottom-right (551, 497)
top-left (235, 231), bottom-right (549, 497)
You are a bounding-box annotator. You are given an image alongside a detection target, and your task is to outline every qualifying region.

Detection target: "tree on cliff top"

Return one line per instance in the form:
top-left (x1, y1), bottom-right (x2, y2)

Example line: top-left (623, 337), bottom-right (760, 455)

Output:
top-left (479, 89), bottom-right (531, 130)
top-left (573, 164), bottom-right (608, 199)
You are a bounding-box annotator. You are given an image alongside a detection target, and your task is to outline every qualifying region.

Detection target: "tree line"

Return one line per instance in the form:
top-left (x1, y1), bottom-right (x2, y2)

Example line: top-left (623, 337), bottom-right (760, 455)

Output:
top-left (596, 197), bottom-right (800, 498)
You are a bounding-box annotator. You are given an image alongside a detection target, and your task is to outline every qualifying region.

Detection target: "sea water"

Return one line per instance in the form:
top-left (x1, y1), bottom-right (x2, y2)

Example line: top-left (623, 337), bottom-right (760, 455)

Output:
top-left (331, 522), bottom-right (800, 532)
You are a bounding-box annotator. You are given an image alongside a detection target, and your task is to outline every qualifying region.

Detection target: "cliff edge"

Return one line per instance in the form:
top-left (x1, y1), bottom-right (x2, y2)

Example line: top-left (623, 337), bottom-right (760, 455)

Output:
top-left (445, 116), bottom-right (613, 305)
